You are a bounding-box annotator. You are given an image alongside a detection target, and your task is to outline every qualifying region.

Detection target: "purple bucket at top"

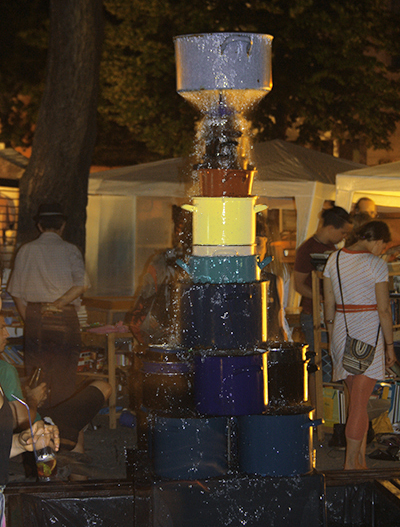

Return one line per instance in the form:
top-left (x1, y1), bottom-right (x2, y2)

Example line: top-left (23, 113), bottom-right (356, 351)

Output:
top-left (194, 353), bottom-right (268, 416)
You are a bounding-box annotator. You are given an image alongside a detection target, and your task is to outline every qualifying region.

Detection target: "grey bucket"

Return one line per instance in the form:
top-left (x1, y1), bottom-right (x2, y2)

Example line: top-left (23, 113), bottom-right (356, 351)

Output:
top-left (174, 32), bottom-right (273, 96)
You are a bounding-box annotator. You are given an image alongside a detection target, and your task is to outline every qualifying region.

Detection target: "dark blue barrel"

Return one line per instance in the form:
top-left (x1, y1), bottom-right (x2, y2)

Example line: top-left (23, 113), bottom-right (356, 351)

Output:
top-left (151, 416), bottom-right (228, 480)
top-left (179, 282), bottom-right (267, 349)
top-left (237, 412), bottom-right (321, 477)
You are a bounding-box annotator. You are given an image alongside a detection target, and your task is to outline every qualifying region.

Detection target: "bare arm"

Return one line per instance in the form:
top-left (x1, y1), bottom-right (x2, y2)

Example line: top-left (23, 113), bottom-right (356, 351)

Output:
top-left (52, 285), bottom-right (88, 310)
top-left (376, 281), bottom-right (396, 368)
top-left (294, 270), bottom-right (313, 299)
top-left (323, 276), bottom-right (336, 345)
top-left (9, 400), bottom-right (29, 430)
top-left (8, 382), bottom-right (47, 430)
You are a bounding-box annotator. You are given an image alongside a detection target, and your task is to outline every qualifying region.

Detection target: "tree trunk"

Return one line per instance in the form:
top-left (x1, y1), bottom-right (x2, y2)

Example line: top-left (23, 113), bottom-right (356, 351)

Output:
top-left (17, 0), bottom-right (103, 254)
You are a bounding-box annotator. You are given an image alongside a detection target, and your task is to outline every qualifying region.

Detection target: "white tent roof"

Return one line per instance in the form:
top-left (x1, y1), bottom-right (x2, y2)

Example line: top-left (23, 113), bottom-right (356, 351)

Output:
top-left (89, 139), bottom-right (364, 245)
top-left (88, 139), bottom-right (364, 194)
top-left (0, 143), bottom-right (365, 244)
top-left (335, 160), bottom-right (400, 211)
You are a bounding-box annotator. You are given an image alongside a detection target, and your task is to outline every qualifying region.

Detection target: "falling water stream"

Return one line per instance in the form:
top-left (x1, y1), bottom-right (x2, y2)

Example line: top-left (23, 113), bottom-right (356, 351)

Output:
top-left (134, 32), bottom-right (326, 527)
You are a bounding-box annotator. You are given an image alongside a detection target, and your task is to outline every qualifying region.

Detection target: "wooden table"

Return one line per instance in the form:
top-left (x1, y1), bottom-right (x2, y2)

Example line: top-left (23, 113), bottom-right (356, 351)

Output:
top-left (81, 297), bottom-right (136, 428)
top-left (80, 331), bottom-right (132, 429)
top-left (82, 296), bottom-right (134, 326)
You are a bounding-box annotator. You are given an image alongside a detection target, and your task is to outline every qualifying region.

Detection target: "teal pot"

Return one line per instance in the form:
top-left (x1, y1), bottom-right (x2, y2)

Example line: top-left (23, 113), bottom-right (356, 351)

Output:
top-left (176, 255), bottom-right (272, 284)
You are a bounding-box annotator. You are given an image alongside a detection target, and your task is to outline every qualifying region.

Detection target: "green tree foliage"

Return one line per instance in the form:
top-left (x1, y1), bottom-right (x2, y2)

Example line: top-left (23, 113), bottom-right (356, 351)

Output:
top-left (100, 0), bottom-right (400, 158)
top-left (0, 0), bottom-right (49, 147)
top-left (2, 0), bottom-right (400, 161)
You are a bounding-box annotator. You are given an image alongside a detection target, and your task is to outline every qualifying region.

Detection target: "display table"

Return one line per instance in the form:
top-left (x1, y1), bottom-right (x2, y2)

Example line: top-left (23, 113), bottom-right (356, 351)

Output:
top-left (80, 331), bottom-right (132, 429)
top-left (81, 298), bottom-right (136, 428)
top-left (82, 296), bottom-right (134, 326)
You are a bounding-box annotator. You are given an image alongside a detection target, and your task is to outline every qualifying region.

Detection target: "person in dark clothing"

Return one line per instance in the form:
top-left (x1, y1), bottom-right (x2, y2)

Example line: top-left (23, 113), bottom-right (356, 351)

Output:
top-left (8, 203), bottom-right (90, 408)
top-left (294, 206), bottom-right (352, 352)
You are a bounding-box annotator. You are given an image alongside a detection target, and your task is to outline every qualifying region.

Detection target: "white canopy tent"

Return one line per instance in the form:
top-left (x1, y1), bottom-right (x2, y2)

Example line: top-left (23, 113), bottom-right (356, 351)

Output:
top-left (335, 160), bottom-right (400, 212)
top-left (0, 143), bottom-right (365, 296)
top-left (89, 139), bottom-right (365, 249)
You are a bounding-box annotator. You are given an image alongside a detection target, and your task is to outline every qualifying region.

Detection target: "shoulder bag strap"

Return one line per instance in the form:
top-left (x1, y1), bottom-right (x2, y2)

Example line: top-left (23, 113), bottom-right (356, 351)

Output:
top-left (336, 250), bottom-right (349, 335)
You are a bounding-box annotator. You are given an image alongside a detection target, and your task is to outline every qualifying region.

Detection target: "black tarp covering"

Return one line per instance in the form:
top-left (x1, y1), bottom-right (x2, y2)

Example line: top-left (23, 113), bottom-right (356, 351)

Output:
top-left (21, 495), bottom-right (134, 526)
top-left (326, 482), bottom-right (400, 527)
top-left (150, 473), bottom-right (326, 527)
top-left (7, 475), bottom-right (400, 526)
top-left (6, 481), bottom-right (135, 527)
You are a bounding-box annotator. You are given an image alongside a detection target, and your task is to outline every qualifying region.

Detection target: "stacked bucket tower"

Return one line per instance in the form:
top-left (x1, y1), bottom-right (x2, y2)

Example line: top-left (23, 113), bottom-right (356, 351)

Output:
top-left (134, 33), bottom-right (326, 525)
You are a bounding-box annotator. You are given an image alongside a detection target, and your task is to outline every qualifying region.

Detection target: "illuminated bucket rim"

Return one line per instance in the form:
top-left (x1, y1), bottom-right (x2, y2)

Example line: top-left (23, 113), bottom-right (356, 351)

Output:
top-left (192, 244), bottom-right (256, 256)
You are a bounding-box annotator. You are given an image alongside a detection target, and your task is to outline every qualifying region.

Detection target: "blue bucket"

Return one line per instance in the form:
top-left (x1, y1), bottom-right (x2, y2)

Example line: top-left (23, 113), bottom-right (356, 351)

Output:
top-left (194, 353), bottom-right (267, 416)
top-left (237, 413), bottom-right (322, 477)
top-left (151, 416), bottom-right (228, 480)
top-left (179, 282), bottom-right (267, 349)
top-left (176, 255), bottom-right (272, 284)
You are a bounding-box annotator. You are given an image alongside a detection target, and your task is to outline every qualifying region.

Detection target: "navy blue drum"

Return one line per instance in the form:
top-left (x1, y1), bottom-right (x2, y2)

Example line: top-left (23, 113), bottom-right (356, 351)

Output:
top-left (179, 282), bottom-right (268, 350)
top-left (194, 353), bottom-right (267, 416)
top-left (151, 416), bottom-right (228, 480)
top-left (237, 411), bottom-right (322, 477)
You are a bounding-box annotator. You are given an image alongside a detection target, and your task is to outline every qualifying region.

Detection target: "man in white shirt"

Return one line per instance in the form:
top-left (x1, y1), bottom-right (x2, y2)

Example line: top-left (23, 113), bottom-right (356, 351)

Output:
top-left (8, 203), bottom-right (89, 408)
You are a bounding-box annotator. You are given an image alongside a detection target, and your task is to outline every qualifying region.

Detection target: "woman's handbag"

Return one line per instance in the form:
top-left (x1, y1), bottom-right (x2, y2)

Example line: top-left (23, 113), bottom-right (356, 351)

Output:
top-left (336, 250), bottom-right (380, 375)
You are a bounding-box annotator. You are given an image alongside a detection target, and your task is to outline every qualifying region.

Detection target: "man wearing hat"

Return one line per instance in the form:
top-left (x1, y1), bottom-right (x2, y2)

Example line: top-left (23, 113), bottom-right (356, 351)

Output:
top-left (7, 203), bottom-right (90, 408)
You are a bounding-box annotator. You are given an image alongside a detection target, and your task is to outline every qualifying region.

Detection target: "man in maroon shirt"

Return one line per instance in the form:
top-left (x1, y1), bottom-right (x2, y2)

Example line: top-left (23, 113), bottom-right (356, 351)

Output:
top-left (294, 206), bottom-right (352, 354)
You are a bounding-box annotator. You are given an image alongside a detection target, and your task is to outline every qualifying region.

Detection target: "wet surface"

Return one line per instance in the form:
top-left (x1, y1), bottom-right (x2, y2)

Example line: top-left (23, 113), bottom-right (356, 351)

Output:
top-left (7, 408), bottom-right (400, 484)
top-left (8, 411), bottom-right (136, 483)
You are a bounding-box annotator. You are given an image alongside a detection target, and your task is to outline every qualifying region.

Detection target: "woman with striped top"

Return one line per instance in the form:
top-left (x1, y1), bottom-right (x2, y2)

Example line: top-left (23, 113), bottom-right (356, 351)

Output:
top-left (323, 220), bottom-right (396, 470)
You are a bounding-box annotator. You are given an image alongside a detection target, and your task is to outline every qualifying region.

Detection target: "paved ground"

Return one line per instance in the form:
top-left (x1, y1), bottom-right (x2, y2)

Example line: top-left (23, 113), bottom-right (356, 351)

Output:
top-left (315, 432), bottom-right (400, 472)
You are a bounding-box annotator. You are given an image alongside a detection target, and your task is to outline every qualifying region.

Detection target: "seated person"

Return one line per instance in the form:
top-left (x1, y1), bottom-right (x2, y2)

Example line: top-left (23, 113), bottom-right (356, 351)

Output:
top-left (0, 387), bottom-right (59, 520)
top-left (0, 315), bottom-right (111, 454)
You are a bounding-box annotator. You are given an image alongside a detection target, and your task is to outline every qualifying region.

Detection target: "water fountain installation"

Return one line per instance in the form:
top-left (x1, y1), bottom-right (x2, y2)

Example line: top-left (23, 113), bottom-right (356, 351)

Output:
top-left (132, 32), bottom-right (327, 526)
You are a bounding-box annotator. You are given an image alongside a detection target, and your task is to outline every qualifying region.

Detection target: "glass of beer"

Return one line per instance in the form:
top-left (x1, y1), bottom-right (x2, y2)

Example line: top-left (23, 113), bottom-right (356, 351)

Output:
top-left (35, 439), bottom-right (57, 481)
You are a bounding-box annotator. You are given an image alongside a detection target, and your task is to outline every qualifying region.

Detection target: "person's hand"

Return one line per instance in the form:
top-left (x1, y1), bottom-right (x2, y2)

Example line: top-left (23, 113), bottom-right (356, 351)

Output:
top-left (42, 303), bottom-right (62, 315)
top-left (385, 344), bottom-right (397, 369)
top-left (25, 382), bottom-right (48, 408)
top-left (19, 420), bottom-right (60, 452)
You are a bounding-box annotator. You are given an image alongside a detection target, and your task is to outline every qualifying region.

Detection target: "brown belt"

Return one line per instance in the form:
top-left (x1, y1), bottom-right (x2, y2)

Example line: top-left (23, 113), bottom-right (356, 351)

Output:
top-left (336, 303), bottom-right (377, 313)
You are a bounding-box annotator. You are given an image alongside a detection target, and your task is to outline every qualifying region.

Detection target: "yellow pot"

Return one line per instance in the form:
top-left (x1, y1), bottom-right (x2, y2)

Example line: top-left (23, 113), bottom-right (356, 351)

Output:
top-left (182, 197), bottom-right (267, 246)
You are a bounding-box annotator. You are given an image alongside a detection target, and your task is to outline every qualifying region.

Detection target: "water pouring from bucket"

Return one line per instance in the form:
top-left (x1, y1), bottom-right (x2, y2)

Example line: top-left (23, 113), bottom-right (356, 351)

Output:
top-left (174, 33), bottom-right (273, 184)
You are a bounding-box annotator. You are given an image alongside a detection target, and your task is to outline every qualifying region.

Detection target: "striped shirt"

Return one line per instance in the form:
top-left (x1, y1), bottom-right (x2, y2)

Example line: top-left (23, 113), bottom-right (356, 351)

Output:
top-left (323, 248), bottom-right (388, 381)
